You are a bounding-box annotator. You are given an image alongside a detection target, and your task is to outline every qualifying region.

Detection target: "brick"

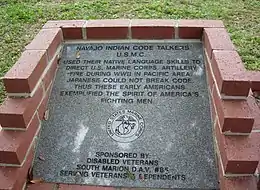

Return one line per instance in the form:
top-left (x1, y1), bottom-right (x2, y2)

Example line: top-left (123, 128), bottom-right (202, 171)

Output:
top-left (27, 183), bottom-right (55, 190)
top-left (0, 86), bottom-right (44, 129)
top-left (43, 20), bottom-right (86, 40)
top-left (26, 28), bottom-right (63, 61)
top-left (62, 26), bottom-right (83, 40)
top-left (248, 71), bottom-right (260, 93)
top-left (42, 55), bottom-right (58, 91)
top-left (38, 84), bottom-right (52, 120)
top-left (58, 184), bottom-right (115, 190)
top-left (43, 20), bottom-right (86, 28)
top-left (179, 19), bottom-right (224, 28)
top-left (131, 19), bottom-right (175, 39)
top-left (179, 20), bottom-right (224, 39)
top-left (0, 148), bottom-right (34, 190)
top-left (258, 163), bottom-right (260, 178)
top-left (212, 86), bottom-right (254, 133)
top-left (215, 121), bottom-right (259, 174)
top-left (221, 177), bottom-right (259, 190)
top-left (211, 50), bottom-right (250, 97)
top-left (205, 56), bottom-right (215, 94)
top-left (179, 27), bottom-right (203, 39)
top-left (203, 28), bottom-right (235, 59)
top-left (3, 50), bottom-right (47, 94)
top-left (209, 92), bottom-right (217, 124)
top-left (86, 19), bottom-right (130, 39)
top-left (0, 113), bottom-right (39, 165)
top-left (207, 61), bottom-right (217, 124)
top-left (218, 155), bottom-right (258, 190)
top-left (247, 94), bottom-right (260, 131)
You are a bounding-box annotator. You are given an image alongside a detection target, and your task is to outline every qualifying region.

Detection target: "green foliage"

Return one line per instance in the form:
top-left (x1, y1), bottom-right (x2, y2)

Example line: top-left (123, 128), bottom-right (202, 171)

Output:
top-left (4, 4), bottom-right (37, 23)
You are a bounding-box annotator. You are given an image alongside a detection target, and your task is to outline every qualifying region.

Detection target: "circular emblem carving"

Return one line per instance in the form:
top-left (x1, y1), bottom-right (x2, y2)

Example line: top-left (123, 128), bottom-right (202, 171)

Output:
top-left (106, 110), bottom-right (145, 143)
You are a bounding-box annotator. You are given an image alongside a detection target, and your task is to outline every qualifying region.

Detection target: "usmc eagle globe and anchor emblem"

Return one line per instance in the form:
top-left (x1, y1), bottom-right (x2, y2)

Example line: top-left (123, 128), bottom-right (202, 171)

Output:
top-left (106, 109), bottom-right (145, 143)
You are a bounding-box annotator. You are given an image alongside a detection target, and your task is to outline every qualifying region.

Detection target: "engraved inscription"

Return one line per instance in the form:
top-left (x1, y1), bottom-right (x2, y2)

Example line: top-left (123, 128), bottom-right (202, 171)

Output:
top-left (59, 152), bottom-right (186, 182)
top-left (60, 44), bottom-right (202, 105)
top-left (33, 42), bottom-right (218, 189)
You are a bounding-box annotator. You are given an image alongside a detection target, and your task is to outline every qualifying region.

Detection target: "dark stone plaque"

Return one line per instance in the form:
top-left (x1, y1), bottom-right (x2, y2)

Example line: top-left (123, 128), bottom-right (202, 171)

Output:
top-left (33, 42), bottom-right (218, 189)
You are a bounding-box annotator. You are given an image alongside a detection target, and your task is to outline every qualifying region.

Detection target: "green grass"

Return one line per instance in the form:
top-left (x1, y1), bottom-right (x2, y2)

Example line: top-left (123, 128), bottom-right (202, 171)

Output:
top-left (0, 0), bottom-right (259, 101)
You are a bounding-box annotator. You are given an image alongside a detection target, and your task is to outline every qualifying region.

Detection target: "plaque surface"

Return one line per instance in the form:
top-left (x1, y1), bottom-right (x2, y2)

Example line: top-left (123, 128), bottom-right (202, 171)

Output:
top-left (33, 42), bottom-right (218, 189)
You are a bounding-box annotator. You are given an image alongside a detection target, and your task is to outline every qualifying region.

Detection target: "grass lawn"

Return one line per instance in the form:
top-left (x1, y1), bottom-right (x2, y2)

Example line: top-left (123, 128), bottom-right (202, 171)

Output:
top-left (0, 0), bottom-right (259, 102)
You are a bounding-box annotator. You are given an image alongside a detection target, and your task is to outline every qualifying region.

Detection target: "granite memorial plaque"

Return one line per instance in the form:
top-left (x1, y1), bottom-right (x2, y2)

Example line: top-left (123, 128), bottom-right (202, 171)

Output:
top-left (33, 41), bottom-right (218, 189)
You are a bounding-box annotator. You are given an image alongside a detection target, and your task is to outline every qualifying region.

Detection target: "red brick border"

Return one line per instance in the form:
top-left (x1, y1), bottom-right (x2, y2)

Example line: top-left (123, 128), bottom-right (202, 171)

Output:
top-left (178, 19), bottom-right (224, 39)
top-left (0, 148), bottom-right (34, 190)
top-left (43, 20), bottom-right (86, 40)
top-left (0, 19), bottom-right (259, 190)
top-left (87, 19), bottom-right (130, 39)
top-left (215, 120), bottom-right (259, 174)
top-left (211, 50), bottom-right (250, 97)
top-left (131, 19), bottom-right (175, 39)
top-left (0, 113), bottom-right (40, 165)
top-left (217, 153), bottom-right (259, 190)
top-left (3, 50), bottom-right (48, 93)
